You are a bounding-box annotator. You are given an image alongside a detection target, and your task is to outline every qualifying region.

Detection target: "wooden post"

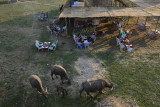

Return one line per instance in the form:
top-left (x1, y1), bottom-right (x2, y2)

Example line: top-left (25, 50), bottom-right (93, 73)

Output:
top-left (115, 0), bottom-right (117, 7)
top-left (155, 16), bottom-right (159, 31)
top-left (137, 17), bottom-right (139, 24)
top-left (65, 18), bottom-right (68, 36)
top-left (144, 16), bottom-right (148, 25)
top-left (127, 16), bottom-right (130, 25)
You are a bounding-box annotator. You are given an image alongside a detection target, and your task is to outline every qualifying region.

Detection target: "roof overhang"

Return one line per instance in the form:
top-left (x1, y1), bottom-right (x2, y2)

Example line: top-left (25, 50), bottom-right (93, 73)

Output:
top-left (59, 0), bottom-right (160, 18)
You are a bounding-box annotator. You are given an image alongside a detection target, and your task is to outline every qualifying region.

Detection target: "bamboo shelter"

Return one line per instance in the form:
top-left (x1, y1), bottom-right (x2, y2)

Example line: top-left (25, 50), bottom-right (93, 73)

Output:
top-left (59, 0), bottom-right (160, 35)
top-left (60, 0), bottom-right (160, 18)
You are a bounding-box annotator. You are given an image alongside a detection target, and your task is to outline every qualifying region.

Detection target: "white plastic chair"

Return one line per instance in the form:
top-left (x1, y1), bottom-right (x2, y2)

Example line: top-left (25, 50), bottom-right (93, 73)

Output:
top-left (35, 40), bottom-right (43, 51)
top-left (116, 37), bottom-right (120, 45)
top-left (73, 34), bottom-right (77, 44)
top-left (126, 45), bottom-right (133, 53)
top-left (48, 40), bottom-right (58, 51)
top-left (147, 30), bottom-right (154, 37)
top-left (138, 22), bottom-right (145, 30)
top-left (76, 42), bottom-right (83, 49)
top-left (84, 42), bottom-right (90, 49)
top-left (46, 26), bottom-right (52, 34)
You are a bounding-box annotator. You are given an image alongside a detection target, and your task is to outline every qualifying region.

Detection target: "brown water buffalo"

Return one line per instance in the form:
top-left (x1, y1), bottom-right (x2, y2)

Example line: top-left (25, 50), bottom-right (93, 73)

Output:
top-left (56, 85), bottom-right (68, 97)
top-left (47, 64), bottom-right (71, 84)
top-left (80, 78), bottom-right (113, 98)
top-left (29, 75), bottom-right (48, 99)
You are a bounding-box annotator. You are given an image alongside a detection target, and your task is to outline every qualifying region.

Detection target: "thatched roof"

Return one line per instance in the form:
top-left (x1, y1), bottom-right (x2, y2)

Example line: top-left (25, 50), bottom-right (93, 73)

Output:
top-left (59, 0), bottom-right (160, 18)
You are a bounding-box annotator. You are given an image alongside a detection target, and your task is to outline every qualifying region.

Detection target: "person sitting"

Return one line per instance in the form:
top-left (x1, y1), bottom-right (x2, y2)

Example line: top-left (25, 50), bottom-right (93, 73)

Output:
top-left (116, 35), bottom-right (120, 46)
top-left (78, 37), bottom-right (83, 43)
top-left (54, 25), bottom-right (61, 35)
top-left (76, 36), bottom-right (79, 42)
top-left (81, 35), bottom-right (87, 41)
top-left (125, 38), bottom-right (132, 47)
top-left (49, 24), bottom-right (55, 32)
top-left (125, 29), bottom-right (132, 35)
top-left (84, 39), bottom-right (89, 43)
top-left (126, 45), bottom-right (133, 53)
top-left (83, 39), bottom-right (90, 48)
top-left (119, 41), bottom-right (125, 52)
top-left (122, 34), bottom-right (127, 42)
top-left (88, 33), bottom-right (96, 43)
top-left (147, 30), bottom-right (154, 38)
top-left (62, 26), bottom-right (66, 32)
top-left (44, 12), bottom-right (48, 20)
top-left (73, 33), bottom-right (77, 43)
top-left (117, 23), bottom-right (121, 29)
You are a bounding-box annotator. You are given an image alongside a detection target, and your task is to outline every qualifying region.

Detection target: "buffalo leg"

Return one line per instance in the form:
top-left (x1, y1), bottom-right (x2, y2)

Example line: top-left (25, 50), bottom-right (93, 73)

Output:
top-left (99, 90), bottom-right (103, 94)
top-left (57, 89), bottom-right (60, 96)
top-left (61, 77), bottom-right (64, 84)
top-left (62, 91), bottom-right (65, 97)
top-left (95, 90), bottom-right (103, 98)
top-left (80, 88), bottom-right (84, 97)
top-left (86, 92), bottom-right (93, 98)
top-left (51, 73), bottom-right (54, 80)
top-left (65, 89), bottom-right (68, 95)
top-left (55, 75), bottom-right (58, 78)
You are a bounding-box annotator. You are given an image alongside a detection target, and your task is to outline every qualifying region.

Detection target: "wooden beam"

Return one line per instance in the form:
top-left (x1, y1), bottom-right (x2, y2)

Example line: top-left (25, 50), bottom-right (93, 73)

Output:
top-left (116, 0), bottom-right (130, 7)
top-left (155, 17), bottom-right (160, 31)
top-left (144, 16), bottom-right (148, 25)
top-left (127, 16), bottom-right (130, 25)
top-left (137, 17), bottom-right (139, 24)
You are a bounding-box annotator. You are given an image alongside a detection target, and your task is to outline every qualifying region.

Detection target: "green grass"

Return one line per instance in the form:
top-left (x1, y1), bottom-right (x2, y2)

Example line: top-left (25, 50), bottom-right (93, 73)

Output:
top-left (95, 51), bottom-right (160, 106)
top-left (0, 31), bottom-right (22, 52)
top-left (0, 0), bottom-right (160, 107)
top-left (0, 1), bottom-right (60, 26)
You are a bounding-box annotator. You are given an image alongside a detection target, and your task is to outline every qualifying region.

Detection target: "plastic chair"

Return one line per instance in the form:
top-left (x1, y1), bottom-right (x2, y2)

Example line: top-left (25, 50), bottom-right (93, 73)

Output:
top-left (116, 37), bottom-right (120, 45)
top-left (76, 42), bottom-right (83, 49)
top-left (46, 26), bottom-right (52, 34)
top-left (44, 12), bottom-right (48, 19)
top-left (126, 45), bottom-right (133, 53)
top-left (84, 42), bottom-right (90, 49)
top-left (147, 30), bottom-right (154, 37)
top-left (138, 22), bottom-right (145, 30)
top-left (73, 34), bottom-right (77, 44)
top-left (35, 40), bottom-right (43, 51)
top-left (48, 40), bottom-right (58, 51)
top-left (119, 42), bottom-right (125, 52)
top-left (119, 29), bottom-right (126, 36)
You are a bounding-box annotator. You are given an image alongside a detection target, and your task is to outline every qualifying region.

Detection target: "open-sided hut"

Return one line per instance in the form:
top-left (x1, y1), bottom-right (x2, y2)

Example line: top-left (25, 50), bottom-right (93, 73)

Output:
top-left (59, 0), bottom-right (160, 36)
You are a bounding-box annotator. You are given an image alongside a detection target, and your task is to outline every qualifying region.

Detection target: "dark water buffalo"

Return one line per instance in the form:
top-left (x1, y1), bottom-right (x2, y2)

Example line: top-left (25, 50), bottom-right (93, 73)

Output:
top-left (29, 75), bottom-right (48, 99)
top-left (80, 78), bottom-right (113, 98)
top-left (56, 85), bottom-right (68, 97)
top-left (47, 64), bottom-right (71, 84)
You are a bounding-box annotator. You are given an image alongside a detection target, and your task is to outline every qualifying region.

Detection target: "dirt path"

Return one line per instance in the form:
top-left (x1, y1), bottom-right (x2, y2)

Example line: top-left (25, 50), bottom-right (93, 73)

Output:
top-left (65, 55), bottom-right (108, 97)
top-left (96, 96), bottom-right (139, 107)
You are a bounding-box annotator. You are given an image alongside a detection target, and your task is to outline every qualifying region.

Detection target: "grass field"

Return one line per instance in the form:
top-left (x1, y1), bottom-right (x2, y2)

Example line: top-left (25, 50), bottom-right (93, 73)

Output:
top-left (0, 0), bottom-right (160, 107)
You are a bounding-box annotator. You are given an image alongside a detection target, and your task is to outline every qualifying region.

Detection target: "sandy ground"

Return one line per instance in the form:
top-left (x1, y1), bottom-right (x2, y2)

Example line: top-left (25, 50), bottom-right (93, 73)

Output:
top-left (96, 96), bottom-right (139, 107)
top-left (65, 55), bottom-right (108, 97)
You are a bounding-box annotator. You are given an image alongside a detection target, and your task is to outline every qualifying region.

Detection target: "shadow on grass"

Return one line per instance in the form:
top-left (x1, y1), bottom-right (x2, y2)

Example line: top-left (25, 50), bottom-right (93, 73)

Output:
top-left (0, 1), bottom-right (9, 5)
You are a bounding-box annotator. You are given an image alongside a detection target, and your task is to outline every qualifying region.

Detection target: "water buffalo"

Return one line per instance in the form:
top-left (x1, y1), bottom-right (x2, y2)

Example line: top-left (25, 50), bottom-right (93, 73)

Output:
top-left (80, 78), bottom-right (113, 98)
top-left (56, 85), bottom-right (68, 97)
top-left (29, 75), bottom-right (48, 99)
top-left (47, 64), bottom-right (71, 84)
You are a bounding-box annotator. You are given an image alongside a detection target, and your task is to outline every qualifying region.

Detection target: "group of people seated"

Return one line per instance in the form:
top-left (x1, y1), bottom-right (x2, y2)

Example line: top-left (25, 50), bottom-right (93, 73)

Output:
top-left (35, 40), bottom-right (58, 52)
top-left (48, 24), bottom-right (66, 36)
top-left (116, 26), bottom-right (133, 53)
top-left (73, 33), bottom-right (96, 49)
top-left (38, 12), bottom-right (48, 21)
